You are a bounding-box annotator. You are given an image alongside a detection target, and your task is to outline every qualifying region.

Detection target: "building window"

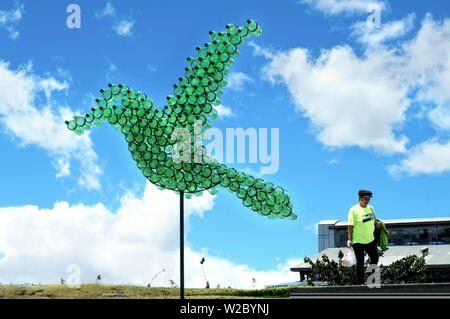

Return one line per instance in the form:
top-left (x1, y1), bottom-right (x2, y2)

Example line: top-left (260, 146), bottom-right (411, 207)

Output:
top-left (411, 228), bottom-right (434, 245)
top-left (336, 230), bottom-right (347, 247)
top-left (389, 229), bottom-right (413, 245)
top-left (437, 227), bottom-right (450, 244)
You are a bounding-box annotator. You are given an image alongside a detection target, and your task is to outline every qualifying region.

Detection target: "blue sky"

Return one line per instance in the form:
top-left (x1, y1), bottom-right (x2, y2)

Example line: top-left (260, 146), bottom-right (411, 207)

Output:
top-left (0, 0), bottom-right (449, 288)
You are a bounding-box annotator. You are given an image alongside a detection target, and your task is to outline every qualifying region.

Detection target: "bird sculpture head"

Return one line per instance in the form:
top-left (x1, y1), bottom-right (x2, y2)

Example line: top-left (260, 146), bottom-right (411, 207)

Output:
top-left (66, 20), bottom-right (297, 221)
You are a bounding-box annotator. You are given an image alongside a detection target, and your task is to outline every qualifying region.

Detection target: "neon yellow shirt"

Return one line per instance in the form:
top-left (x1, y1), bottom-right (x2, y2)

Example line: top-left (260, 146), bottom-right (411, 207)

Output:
top-left (348, 204), bottom-right (375, 244)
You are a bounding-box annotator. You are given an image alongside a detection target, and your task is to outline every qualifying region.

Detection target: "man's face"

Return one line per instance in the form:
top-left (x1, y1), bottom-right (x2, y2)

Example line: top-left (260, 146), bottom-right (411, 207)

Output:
top-left (359, 196), bottom-right (371, 205)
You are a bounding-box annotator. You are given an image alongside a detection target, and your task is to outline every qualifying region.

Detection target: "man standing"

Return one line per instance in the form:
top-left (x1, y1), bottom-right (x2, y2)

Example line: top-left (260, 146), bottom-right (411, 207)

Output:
top-left (347, 189), bottom-right (381, 285)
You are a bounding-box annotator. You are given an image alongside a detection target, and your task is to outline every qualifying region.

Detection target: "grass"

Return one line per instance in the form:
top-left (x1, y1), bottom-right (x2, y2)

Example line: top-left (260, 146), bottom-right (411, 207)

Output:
top-left (0, 284), bottom-right (292, 299)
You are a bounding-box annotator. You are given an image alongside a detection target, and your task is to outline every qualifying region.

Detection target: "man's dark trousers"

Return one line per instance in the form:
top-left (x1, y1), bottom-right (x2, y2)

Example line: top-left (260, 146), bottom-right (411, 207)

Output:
top-left (352, 239), bottom-right (379, 285)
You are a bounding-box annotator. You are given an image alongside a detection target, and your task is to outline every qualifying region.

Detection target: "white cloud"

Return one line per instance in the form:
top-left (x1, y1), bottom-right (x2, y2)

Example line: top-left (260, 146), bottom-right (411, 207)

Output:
top-left (249, 41), bottom-right (275, 59)
top-left (328, 159), bottom-right (340, 165)
top-left (429, 106), bottom-right (450, 131)
top-left (0, 182), bottom-right (300, 288)
top-left (227, 72), bottom-right (254, 91)
top-left (300, 0), bottom-right (388, 16)
top-left (113, 20), bottom-right (135, 37)
top-left (53, 157), bottom-right (71, 178)
top-left (38, 77), bottom-right (70, 99)
top-left (105, 62), bottom-right (119, 81)
top-left (257, 14), bottom-right (450, 176)
top-left (213, 104), bottom-right (235, 118)
top-left (262, 44), bottom-right (410, 154)
top-left (0, 3), bottom-right (25, 39)
top-left (0, 60), bottom-right (102, 190)
top-left (387, 15), bottom-right (450, 176)
top-left (95, 1), bottom-right (116, 19)
top-left (94, 2), bottom-right (135, 38)
top-left (404, 15), bottom-right (450, 131)
top-left (389, 140), bottom-right (450, 176)
top-left (304, 223), bottom-right (319, 235)
top-left (351, 12), bottom-right (416, 47)
top-left (147, 65), bottom-right (157, 72)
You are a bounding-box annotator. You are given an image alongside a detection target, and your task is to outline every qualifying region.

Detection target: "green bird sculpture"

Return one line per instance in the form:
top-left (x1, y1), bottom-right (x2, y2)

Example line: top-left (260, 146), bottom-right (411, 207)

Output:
top-left (65, 20), bottom-right (297, 221)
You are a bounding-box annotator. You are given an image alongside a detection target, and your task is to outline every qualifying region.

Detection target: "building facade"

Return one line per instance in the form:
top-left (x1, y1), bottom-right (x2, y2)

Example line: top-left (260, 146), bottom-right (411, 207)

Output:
top-left (319, 217), bottom-right (450, 251)
top-left (292, 217), bottom-right (450, 283)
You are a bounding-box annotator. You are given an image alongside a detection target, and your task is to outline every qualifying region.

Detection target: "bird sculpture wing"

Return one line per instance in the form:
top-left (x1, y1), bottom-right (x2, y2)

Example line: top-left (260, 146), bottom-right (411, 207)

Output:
top-left (166, 20), bottom-right (262, 132)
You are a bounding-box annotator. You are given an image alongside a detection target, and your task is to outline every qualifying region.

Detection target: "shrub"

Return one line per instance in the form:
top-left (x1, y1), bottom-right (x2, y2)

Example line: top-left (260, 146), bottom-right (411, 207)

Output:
top-left (304, 249), bottom-right (428, 286)
top-left (380, 253), bottom-right (428, 284)
top-left (304, 250), bottom-right (356, 286)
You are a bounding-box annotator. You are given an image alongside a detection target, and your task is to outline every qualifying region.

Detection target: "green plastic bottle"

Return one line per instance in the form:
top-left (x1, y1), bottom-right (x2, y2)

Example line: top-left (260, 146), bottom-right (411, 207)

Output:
top-left (247, 19), bottom-right (258, 32)
top-left (66, 120), bottom-right (76, 131)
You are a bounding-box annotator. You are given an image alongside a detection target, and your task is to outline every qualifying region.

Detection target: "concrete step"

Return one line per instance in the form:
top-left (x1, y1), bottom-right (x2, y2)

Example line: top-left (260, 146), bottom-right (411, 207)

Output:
top-left (290, 283), bottom-right (450, 298)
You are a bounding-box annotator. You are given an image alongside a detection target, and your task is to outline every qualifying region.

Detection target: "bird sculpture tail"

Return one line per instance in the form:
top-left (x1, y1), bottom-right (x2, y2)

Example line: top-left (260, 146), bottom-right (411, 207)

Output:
top-left (213, 162), bottom-right (296, 220)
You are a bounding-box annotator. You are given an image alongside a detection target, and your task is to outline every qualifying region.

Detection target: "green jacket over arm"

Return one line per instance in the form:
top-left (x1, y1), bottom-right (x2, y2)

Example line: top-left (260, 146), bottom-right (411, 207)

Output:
top-left (377, 220), bottom-right (390, 250)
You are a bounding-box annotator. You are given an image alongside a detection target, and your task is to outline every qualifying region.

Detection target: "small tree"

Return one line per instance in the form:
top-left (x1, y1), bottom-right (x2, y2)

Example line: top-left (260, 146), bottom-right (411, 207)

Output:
top-left (169, 279), bottom-right (178, 288)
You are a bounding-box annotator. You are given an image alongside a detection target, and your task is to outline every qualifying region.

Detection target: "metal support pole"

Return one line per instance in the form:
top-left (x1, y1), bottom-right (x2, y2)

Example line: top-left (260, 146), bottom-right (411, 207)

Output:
top-left (180, 191), bottom-right (184, 299)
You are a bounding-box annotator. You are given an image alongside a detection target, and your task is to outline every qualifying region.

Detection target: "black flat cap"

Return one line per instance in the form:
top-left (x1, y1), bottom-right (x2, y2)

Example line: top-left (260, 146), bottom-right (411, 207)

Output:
top-left (358, 189), bottom-right (373, 197)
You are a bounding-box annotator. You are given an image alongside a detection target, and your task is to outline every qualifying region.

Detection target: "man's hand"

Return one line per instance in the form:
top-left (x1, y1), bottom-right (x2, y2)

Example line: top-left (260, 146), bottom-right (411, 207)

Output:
top-left (347, 240), bottom-right (352, 248)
